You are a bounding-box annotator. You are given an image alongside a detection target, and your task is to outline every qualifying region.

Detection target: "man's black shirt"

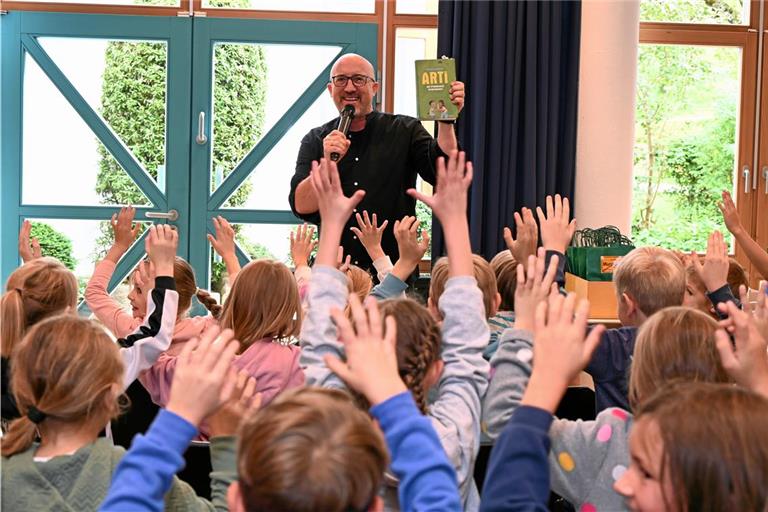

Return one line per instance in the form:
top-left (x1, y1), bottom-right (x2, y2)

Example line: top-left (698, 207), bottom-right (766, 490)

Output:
top-left (289, 111), bottom-right (447, 272)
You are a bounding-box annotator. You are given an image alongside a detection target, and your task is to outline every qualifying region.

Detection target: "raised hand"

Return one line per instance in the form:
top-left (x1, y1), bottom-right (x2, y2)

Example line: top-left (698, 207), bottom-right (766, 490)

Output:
top-left (290, 223), bottom-right (317, 268)
top-left (18, 220), bottom-right (42, 263)
top-left (691, 230), bottom-right (728, 292)
top-left (407, 150), bottom-right (471, 225)
top-left (408, 150), bottom-right (473, 277)
top-left (350, 211), bottom-right (388, 261)
top-left (112, 206), bottom-right (141, 251)
top-left (537, 194), bottom-right (576, 254)
top-left (132, 259), bottom-right (155, 297)
top-left (513, 248), bottom-right (560, 332)
top-left (448, 81), bottom-right (466, 113)
top-left (166, 325), bottom-right (241, 426)
top-left (522, 292), bottom-right (604, 412)
top-left (503, 207), bottom-right (538, 265)
top-left (208, 216), bottom-right (236, 261)
top-left (310, 158), bottom-right (365, 267)
top-left (717, 190), bottom-right (745, 236)
top-left (325, 294), bottom-right (407, 407)
top-left (336, 246), bottom-right (352, 273)
top-left (393, 216), bottom-right (429, 269)
top-left (207, 370), bottom-right (262, 437)
top-left (715, 300), bottom-right (768, 399)
top-left (145, 224), bottom-right (178, 278)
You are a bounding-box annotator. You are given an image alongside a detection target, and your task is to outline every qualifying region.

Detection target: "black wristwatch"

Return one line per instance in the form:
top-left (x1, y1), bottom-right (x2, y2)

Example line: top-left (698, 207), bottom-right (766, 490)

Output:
top-left (438, 119), bottom-right (456, 125)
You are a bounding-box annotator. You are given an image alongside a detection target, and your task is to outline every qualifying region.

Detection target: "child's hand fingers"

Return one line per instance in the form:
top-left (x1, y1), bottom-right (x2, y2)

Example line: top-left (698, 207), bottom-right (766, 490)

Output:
top-left (331, 306), bottom-right (356, 344)
top-left (365, 297), bottom-right (383, 341)
top-left (714, 329), bottom-right (739, 372)
top-left (348, 293), bottom-right (370, 339)
top-left (324, 354), bottom-right (355, 384)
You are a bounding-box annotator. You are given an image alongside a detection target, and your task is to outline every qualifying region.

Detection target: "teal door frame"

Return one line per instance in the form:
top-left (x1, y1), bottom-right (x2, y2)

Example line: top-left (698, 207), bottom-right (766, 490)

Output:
top-left (1, 11), bottom-right (377, 299)
top-left (189, 18), bottom-right (377, 286)
top-left (0, 11), bottom-right (193, 299)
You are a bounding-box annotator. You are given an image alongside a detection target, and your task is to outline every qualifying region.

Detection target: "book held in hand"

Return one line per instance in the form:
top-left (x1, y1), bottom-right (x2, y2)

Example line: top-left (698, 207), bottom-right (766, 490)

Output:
top-left (415, 58), bottom-right (459, 121)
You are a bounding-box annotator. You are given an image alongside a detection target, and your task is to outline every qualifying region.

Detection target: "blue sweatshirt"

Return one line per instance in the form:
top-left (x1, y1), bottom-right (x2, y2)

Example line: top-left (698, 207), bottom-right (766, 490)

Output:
top-left (480, 406), bottom-right (554, 512)
top-left (372, 392), bottom-right (462, 511)
top-left (99, 410), bottom-right (233, 512)
top-left (100, 394), bottom-right (460, 512)
top-left (585, 327), bottom-right (637, 412)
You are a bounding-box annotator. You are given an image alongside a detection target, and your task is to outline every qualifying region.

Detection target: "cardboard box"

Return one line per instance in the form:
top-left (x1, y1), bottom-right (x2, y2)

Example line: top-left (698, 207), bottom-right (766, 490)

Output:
top-left (565, 272), bottom-right (618, 320)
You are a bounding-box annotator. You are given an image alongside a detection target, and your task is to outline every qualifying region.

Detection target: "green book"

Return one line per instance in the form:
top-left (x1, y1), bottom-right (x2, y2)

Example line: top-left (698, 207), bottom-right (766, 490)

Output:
top-left (415, 58), bottom-right (458, 121)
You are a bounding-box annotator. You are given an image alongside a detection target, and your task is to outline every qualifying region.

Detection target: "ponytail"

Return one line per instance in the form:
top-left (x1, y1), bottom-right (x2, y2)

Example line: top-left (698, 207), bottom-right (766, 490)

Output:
top-left (1, 415), bottom-right (39, 457)
top-left (196, 289), bottom-right (223, 319)
top-left (0, 289), bottom-right (26, 358)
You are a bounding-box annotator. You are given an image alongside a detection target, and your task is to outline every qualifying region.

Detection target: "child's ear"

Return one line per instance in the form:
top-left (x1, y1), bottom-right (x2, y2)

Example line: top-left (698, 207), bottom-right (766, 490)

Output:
top-left (424, 359), bottom-right (445, 391)
top-left (492, 292), bottom-right (502, 317)
top-left (227, 482), bottom-right (245, 512)
top-left (621, 292), bottom-right (638, 317)
top-left (427, 297), bottom-right (440, 321)
top-left (368, 495), bottom-right (385, 512)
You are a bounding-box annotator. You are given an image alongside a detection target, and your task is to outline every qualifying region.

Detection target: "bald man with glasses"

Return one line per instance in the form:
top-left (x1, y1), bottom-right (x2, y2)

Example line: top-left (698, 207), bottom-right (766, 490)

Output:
top-left (289, 53), bottom-right (465, 278)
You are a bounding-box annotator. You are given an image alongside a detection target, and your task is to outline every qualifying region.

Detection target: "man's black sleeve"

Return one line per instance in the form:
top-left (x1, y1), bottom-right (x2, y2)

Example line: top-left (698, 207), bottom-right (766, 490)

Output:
top-left (289, 130), bottom-right (322, 224)
top-left (408, 121), bottom-right (447, 187)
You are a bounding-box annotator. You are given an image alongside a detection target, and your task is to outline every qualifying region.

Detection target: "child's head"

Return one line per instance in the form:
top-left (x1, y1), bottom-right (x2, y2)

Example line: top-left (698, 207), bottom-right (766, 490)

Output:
top-left (218, 259), bottom-right (301, 350)
top-left (127, 256), bottom-right (198, 320)
top-left (230, 387), bottom-right (388, 512)
top-left (613, 247), bottom-right (685, 326)
top-left (346, 265), bottom-right (373, 304)
top-left (1, 315), bottom-right (124, 457)
top-left (726, 257), bottom-right (748, 296)
top-left (627, 306), bottom-right (729, 410)
top-left (1, 257), bottom-right (78, 358)
top-left (490, 250), bottom-right (517, 311)
top-left (615, 382), bottom-right (768, 512)
top-left (377, 298), bottom-right (443, 413)
top-left (429, 255), bottom-right (500, 320)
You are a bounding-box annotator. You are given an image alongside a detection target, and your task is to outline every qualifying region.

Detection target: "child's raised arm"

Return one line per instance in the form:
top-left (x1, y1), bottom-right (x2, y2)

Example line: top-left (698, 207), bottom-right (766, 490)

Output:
top-left (503, 207), bottom-right (538, 266)
top-left (326, 295), bottom-right (462, 511)
top-left (119, 225), bottom-right (180, 386)
top-left (18, 220), bottom-right (42, 263)
top-left (537, 194), bottom-right (576, 290)
top-left (481, 293), bottom-right (603, 511)
top-left (369, 216), bottom-right (429, 301)
top-left (692, 230), bottom-right (741, 316)
top-left (715, 298), bottom-right (768, 399)
top-left (351, 210), bottom-right (390, 273)
top-left (299, 158), bottom-right (364, 388)
top-left (100, 326), bottom-right (243, 512)
top-left (85, 207), bottom-right (144, 337)
top-left (208, 216), bottom-right (241, 284)
top-left (719, 190), bottom-right (768, 279)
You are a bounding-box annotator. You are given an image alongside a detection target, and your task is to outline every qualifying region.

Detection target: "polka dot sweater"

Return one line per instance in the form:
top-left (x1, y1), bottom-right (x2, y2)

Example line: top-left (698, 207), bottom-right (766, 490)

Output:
top-left (482, 328), bottom-right (633, 511)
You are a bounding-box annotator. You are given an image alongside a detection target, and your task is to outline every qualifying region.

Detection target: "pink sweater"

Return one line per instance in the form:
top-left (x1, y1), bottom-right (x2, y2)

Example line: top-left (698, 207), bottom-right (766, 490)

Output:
top-left (141, 339), bottom-right (305, 436)
top-left (85, 259), bottom-right (216, 355)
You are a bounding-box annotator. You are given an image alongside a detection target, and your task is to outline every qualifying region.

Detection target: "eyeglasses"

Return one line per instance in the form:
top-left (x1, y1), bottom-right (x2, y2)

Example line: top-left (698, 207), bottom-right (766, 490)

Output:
top-left (330, 74), bottom-right (375, 88)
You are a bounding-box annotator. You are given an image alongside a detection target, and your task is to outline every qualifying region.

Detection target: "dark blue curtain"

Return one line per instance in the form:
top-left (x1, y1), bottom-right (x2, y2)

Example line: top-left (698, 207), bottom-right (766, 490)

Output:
top-left (432, 0), bottom-right (582, 262)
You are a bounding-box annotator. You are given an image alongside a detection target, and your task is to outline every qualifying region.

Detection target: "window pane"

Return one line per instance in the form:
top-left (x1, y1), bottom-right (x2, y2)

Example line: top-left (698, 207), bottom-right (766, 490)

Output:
top-left (394, 27), bottom-right (438, 135)
top-left (210, 222), bottom-right (302, 295)
top-left (640, 0), bottom-right (748, 25)
top-left (204, 0), bottom-right (374, 12)
top-left (395, 0), bottom-right (438, 15)
top-left (22, 54), bottom-right (151, 206)
top-left (632, 44), bottom-right (740, 251)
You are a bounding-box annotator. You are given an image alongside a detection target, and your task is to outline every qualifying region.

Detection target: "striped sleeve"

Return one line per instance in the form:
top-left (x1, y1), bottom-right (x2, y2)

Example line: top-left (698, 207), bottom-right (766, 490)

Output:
top-left (118, 276), bottom-right (179, 389)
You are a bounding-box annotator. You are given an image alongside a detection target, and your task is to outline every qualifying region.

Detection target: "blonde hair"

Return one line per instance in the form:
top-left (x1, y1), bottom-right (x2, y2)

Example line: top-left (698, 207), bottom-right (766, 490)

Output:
top-left (218, 259), bottom-right (301, 351)
top-left (430, 254), bottom-right (497, 318)
top-left (2, 315), bottom-right (124, 457)
top-left (1, 257), bottom-right (78, 357)
top-left (613, 247), bottom-right (685, 317)
top-left (628, 307), bottom-right (730, 410)
top-left (490, 250), bottom-right (518, 311)
top-left (636, 382), bottom-right (768, 512)
top-left (237, 387), bottom-right (388, 512)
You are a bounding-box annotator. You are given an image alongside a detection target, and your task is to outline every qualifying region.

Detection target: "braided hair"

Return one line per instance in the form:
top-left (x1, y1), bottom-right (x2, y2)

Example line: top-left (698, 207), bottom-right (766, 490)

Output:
top-left (378, 298), bottom-right (442, 414)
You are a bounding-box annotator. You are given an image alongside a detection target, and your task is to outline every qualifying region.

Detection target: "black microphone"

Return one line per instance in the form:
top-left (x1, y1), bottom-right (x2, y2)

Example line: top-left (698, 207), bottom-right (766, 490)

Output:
top-left (331, 105), bottom-right (355, 162)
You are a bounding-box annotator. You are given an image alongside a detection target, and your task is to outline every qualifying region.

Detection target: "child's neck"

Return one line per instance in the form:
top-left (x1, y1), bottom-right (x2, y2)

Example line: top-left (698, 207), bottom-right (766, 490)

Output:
top-left (35, 420), bottom-right (102, 458)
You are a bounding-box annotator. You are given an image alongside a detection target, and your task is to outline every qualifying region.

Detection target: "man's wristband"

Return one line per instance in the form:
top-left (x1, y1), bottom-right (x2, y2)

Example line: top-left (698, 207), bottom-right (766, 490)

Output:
top-left (438, 119), bottom-right (456, 125)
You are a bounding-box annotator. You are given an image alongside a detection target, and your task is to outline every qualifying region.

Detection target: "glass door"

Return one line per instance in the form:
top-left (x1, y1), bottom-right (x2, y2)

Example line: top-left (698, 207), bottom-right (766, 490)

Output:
top-left (0, 12), bottom-right (192, 308)
top-left (189, 18), bottom-right (377, 292)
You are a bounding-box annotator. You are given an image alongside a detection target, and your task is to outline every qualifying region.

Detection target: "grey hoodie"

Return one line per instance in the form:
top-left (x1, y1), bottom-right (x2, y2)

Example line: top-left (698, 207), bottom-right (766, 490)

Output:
top-left (300, 265), bottom-right (489, 511)
top-left (482, 328), bottom-right (632, 511)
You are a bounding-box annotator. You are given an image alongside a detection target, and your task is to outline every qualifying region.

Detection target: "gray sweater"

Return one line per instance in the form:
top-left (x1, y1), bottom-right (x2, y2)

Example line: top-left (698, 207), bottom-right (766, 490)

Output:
top-left (300, 265), bottom-right (489, 511)
top-left (482, 328), bottom-right (632, 511)
top-left (2, 436), bottom-right (235, 511)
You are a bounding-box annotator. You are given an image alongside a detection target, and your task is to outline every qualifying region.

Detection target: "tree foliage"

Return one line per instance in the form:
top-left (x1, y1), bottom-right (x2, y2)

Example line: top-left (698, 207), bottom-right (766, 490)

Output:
top-left (30, 223), bottom-right (77, 270)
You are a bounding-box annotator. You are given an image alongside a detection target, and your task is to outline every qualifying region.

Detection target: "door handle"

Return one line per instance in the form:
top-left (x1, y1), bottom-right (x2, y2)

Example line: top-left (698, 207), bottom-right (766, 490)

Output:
top-left (196, 111), bottom-right (208, 145)
top-left (763, 166), bottom-right (768, 195)
top-left (145, 209), bottom-right (179, 222)
top-left (743, 166), bottom-right (750, 194)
